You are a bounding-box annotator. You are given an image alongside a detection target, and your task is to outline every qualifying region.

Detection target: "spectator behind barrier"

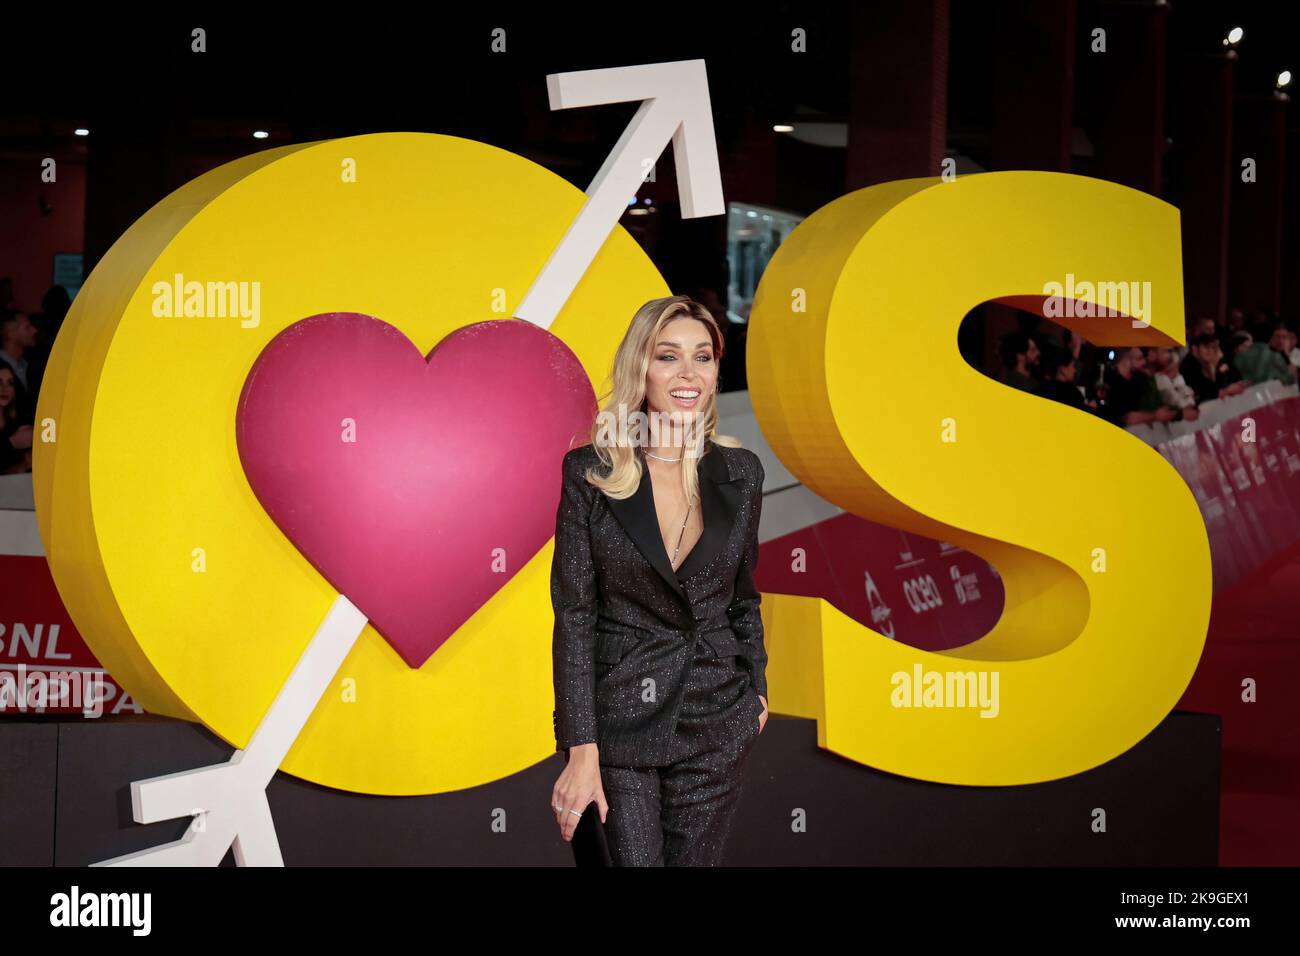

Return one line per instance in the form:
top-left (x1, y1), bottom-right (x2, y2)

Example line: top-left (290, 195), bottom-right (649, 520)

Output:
top-left (999, 331), bottom-right (1040, 392)
top-left (30, 285), bottom-right (72, 365)
top-left (1232, 326), bottom-right (1297, 386)
top-left (1103, 346), bottom-right (1182, 427)
top-left (1267, 321), bottom-right (1300, 380)
top-left (1180, 333), bottom-right (1247, 405)
top-left (0, 308), bottom-right (43, 425)
top-left (1033, 345), bottom-right (1097, 414)
top-left (0, 365), bottom-right (33, 474)
top-left (1186, 316), bottom-right (1229, 361)
top-left (1148, 346), bottom-right (1199, 420)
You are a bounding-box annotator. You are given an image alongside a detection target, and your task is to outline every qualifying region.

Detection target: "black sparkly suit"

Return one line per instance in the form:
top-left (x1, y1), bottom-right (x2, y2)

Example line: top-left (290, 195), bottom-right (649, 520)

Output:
top-left (550, 437), bottom-right (768, 865)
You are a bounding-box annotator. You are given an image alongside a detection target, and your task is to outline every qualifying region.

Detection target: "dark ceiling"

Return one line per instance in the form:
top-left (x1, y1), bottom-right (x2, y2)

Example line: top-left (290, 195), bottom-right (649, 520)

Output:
top-left (1, 3), bottom-right (1293, 182)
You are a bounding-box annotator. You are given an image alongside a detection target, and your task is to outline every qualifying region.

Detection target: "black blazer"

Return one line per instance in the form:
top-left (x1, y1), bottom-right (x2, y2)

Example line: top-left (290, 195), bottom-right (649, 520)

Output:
top-left (551, 437), bottom-right (768, 767)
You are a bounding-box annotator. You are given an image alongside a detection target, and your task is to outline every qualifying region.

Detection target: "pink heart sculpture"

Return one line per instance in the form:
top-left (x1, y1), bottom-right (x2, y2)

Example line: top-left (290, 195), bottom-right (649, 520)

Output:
top-left (236, 313), bottom-right (596, 668)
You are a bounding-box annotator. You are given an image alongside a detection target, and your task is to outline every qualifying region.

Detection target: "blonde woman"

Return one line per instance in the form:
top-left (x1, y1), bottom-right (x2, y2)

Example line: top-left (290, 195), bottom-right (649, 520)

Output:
top-left (549, 294), bottom-right (769, 866)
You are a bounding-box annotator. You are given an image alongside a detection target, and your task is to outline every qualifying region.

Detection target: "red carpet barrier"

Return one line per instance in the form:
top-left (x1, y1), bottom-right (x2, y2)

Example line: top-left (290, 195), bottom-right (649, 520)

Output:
top-left (0, 557), bottom-right (137, 716)
top-left (1158, 396), bottom-right (1300, 592)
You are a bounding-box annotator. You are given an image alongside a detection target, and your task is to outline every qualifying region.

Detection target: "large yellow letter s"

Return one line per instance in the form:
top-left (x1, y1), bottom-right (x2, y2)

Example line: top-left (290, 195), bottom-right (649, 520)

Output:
top-left (747, 172), bottom-right (1211, 786)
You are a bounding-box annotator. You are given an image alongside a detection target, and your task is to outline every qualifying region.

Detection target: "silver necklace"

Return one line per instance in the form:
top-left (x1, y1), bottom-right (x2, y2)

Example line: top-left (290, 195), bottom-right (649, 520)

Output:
top-left (669, 500), bottom-right (695, 567)
top-left (644, 451), bottom-right (698, 565)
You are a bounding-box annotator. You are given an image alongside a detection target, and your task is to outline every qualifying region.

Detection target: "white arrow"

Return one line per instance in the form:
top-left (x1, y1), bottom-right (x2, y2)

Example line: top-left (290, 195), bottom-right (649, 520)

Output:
top-left (93, 596), bottom-right (367, 866)
top-left (514, 58), bottom-right (725, 330)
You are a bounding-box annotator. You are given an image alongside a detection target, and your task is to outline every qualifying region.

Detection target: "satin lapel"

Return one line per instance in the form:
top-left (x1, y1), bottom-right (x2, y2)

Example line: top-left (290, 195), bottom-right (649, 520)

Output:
top-left (605, 439), bottom-right (742, 606)
top-left (675, 441), bottom-right (743, 580)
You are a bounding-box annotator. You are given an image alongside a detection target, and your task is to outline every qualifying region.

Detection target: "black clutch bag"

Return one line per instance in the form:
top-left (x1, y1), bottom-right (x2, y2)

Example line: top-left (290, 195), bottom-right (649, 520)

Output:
top-left (570, 799), bottom-right (613, 867)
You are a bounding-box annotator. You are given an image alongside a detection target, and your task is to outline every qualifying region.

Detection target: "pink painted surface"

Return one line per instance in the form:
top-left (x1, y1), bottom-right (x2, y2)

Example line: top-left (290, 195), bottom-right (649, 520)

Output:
top-left (235, 313), bottom-right (596, 668)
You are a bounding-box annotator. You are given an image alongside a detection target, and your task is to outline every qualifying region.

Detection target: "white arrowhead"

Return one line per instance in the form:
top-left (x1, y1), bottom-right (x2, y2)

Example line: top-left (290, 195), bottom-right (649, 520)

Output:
top-left (515, 59), bottom-right (725, 330)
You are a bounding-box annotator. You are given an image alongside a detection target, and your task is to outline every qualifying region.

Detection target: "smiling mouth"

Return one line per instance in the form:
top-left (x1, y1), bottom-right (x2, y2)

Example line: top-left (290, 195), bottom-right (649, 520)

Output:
top-left (669, 389), bottom-right (701, 407)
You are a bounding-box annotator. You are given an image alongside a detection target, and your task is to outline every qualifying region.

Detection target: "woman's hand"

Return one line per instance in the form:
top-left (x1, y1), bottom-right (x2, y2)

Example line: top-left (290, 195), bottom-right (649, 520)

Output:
top-left (552, 742), bottom-right (607, 842)
top-left (757, 694), bottom-right (768, 734)
top-left (7, 425), bottom-right (33, 450)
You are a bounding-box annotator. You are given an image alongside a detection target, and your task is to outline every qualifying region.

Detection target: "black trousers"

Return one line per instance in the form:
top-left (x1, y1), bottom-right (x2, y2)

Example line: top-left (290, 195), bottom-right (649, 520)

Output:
top-left (599, 638), bottom-right (762, 866)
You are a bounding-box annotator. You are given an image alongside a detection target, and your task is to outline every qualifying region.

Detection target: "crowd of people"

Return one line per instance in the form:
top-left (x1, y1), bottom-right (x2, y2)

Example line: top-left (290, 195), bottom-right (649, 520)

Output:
top-left (997, 307), bottom-right (1300, 428)
top-left (0, 280), bottom-right (71, 475)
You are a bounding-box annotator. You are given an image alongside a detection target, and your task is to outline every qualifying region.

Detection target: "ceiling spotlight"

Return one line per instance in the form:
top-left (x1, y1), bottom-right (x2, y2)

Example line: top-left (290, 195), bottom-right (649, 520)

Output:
top-left (773, 124), bottom-right (794, 133)
top-left (1278, 70), bottom-right (1293, 89)
top-left (252, 130), bottom-right (269, 140)
top-left (73, 128), bottom-right (89, 137)
top-left (1223, 26), bottom-right (1244, 47)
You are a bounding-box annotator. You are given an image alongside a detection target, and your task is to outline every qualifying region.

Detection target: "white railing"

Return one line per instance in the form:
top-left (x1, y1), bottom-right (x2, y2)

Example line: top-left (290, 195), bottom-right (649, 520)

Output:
top-left (1124, 381), bottom-right (1300, 446)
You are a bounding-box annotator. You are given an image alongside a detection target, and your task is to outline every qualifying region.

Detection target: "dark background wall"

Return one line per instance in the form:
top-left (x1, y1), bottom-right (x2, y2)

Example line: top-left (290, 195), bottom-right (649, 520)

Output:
top-left (0, 711), bottom-right (1220, 866)
top-left (2, 2), bottom-right (1296, 348)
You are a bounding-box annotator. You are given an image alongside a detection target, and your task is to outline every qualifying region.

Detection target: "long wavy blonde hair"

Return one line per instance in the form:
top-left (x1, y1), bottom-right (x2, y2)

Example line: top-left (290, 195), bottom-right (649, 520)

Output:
top-left (578, 295), bottom-right (741, 503)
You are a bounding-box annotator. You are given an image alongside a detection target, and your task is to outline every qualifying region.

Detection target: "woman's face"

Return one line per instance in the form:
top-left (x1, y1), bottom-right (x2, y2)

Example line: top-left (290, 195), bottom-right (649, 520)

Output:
top-left (644, 316), bottom-right (718, 424)
top-left (0, 368), bottom-right (14, 408)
